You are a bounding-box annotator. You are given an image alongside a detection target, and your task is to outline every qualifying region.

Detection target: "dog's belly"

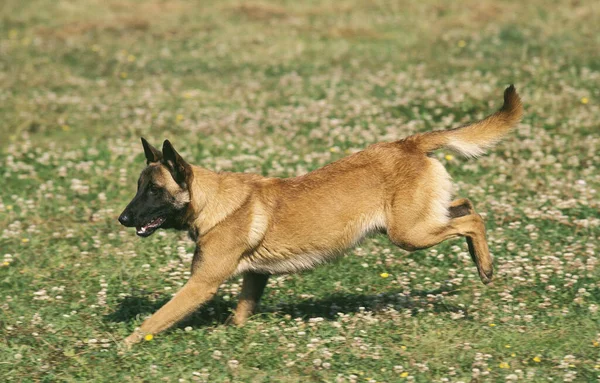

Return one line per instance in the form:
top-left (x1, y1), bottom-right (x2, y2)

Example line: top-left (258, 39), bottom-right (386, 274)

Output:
top-left (235, 210), bottom-right (386, 275)
top-left (235, 249), bottom-right (337, 275)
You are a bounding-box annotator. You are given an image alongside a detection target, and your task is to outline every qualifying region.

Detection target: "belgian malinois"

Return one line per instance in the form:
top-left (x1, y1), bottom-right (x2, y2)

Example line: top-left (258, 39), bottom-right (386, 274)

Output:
top-left (119, 85), bottom-right (523, 345)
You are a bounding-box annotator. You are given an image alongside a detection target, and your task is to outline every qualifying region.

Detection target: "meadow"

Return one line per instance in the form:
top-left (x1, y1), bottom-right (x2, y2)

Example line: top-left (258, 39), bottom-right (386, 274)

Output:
top-left (1, 0), bottom-right (599, 381)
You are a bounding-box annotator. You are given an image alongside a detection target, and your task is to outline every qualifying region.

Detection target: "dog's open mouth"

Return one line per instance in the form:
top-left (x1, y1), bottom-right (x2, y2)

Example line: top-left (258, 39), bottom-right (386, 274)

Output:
top-left (136, 217), bottom-right (166, 237)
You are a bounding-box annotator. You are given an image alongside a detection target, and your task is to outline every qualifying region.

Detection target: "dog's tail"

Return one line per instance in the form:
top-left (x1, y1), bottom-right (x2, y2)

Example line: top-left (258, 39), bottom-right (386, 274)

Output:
top-left (409, 85), bottom-right (523, 157)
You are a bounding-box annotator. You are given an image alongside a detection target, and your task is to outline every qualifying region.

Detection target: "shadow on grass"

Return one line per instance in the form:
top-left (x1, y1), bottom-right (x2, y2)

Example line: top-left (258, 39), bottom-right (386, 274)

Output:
top-left (104, 294), bottom-right (236, 329)
top-left (104, 285), bottom-right (467, 330)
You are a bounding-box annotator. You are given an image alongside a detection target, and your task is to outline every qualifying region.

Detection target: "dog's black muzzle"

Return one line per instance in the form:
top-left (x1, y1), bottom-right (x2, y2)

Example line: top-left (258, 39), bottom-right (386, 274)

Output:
top-left (118, 210), bottom-right (135, 227)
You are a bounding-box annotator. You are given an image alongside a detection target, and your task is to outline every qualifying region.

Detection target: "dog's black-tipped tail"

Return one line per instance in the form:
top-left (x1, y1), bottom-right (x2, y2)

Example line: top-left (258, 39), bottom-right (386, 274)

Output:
top-left (411, 85), bottom-right (523, 157)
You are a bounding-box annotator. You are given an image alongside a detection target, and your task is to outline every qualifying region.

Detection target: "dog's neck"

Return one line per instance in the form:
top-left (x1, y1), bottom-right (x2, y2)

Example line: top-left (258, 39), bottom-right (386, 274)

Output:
top-left (185, 165), bottom-right (258, 239)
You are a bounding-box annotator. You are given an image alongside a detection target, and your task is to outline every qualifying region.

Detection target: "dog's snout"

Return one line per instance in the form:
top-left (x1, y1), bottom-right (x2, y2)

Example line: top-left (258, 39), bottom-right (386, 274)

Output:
top-left (119, 211), bottom-right (133, 227)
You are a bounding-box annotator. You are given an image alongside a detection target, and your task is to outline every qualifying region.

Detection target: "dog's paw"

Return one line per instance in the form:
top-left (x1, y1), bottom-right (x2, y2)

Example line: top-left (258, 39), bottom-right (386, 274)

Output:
top-left (479, 266), bottom-right (494, 285)
top-left (123, 329), bottom-right (145, 348)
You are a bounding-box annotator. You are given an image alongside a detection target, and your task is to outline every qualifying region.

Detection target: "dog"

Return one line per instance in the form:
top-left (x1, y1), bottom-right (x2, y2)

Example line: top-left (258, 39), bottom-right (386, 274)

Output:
top-left (118, 85), bottom-right (523, 345)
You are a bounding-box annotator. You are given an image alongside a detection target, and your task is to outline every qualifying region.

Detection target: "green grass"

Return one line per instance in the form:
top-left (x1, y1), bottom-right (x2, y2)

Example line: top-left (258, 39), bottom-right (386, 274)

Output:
top-left (1, 0), bottom-right (599, 381)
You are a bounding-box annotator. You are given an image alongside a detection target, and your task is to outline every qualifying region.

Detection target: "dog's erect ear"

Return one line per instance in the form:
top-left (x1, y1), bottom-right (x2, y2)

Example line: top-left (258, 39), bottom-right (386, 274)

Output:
top-left (162, 139), bottom-right (188, 186)
top-left (141, 137), bottom-right (163, 164)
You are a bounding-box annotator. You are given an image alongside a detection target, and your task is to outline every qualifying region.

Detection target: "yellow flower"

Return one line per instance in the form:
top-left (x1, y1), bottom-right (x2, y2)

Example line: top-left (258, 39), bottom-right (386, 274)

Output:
top-left (400, 372), bottom-right (409, 378)
top-left (499, 362), bottom-right (510, 369)
top-left (581, 97), bottom-right (589, 104)
top-left (329, 147), bottom-right (339, 153)
top-left (7, 205), bottom-right (13, 210)
top-left (120, 72), bottom-right (128, 79)
top-left (444, 154), bottom-right (454, 161)
top-left (176, 114), bottom-right (184, 122)
top-left (22, 238), bottom-right (29, 243)
top-left (533, 356), bottom-right (541, 363)
top-left (127, 54), bottom-right (136, 62)
top-left (400, 345), bottom-right (407, 350)
top-left (594, 365), bottom-right (600, 370)
top-left (505, 344), bottom-right (511, 348)
top-left (592, 341), bottom-right (599, 347)
top-left (380, 272), bottom-right (389, 278)
top-left (457, 40), bottom-right (466, 48)
top-left (61, 124), bottom-right (70, 132)
top-left (2, 261), bottom-right (9, 267)
top-left (489, 323), bottom-right (496, 327)
top-left (511, 353), bottom-right (516, 357)
top-left (144, 334), bottom-right (153, 341)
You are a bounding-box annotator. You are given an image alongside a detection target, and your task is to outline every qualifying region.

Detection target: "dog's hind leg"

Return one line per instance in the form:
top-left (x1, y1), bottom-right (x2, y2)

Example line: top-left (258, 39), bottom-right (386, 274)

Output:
top-left (448, 199), bottom-right (493, 284)
top-left (388, 201), bottom-right (493, 284)
top-left (448, 198), bottom-right (474, 218)
top-left (232, 272), bottom-right (270, 326)
top-left (449, 198), bottom-right (481, 273)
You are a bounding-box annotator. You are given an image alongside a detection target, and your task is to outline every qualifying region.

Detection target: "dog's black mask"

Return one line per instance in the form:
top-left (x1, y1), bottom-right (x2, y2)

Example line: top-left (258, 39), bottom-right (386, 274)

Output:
top-left (118, 138), bottom-right (190, 237)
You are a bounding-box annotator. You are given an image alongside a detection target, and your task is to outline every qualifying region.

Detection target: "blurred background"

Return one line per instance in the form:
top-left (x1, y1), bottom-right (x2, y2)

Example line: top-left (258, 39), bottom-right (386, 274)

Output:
top-left (1, 0), bottom-right (598, 147)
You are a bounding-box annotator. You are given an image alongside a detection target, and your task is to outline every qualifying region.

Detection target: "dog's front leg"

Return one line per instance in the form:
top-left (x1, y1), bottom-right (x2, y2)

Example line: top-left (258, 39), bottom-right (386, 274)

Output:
top-left (232, 272), bottom-right (270, 325)
top-left (124, 277), bottom-right (219, 345)
top-left (125, 244), bottom-right (241, 346)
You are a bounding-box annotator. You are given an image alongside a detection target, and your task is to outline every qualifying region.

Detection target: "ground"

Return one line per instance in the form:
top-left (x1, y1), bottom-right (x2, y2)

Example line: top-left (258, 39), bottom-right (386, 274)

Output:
top-left (1, 0), bottom-right (599, 382)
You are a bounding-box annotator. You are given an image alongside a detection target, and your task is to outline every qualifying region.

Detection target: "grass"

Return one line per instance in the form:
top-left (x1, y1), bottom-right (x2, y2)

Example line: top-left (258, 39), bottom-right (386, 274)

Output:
top-left (1, 0), bottom-right (599, 381)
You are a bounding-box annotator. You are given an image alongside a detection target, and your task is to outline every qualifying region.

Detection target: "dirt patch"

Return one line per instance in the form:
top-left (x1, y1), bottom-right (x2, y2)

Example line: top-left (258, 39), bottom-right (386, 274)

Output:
top-left (326, 26), bottom-right (387, 40)
top-left (37, 17), bottom-right (150, 39)
top-left (231, 3), bottom-right (290, 21)
top-left (35, 0), bottom-right (193, 39)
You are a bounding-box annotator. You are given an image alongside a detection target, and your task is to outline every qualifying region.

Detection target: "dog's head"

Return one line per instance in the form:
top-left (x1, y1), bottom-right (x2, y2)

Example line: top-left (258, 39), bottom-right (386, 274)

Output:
top-left (118, 138), bottom-right (191, 237)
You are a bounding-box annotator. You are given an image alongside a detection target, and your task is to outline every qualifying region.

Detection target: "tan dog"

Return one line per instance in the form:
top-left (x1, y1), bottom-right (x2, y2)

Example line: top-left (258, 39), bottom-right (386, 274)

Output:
top-left (118, 85), bottom-right (523, 345)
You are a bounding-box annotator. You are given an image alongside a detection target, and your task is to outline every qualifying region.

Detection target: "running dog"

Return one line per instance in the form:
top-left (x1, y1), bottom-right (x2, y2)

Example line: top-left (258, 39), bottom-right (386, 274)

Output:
top-left (118, 85), bottom-right (523, 345)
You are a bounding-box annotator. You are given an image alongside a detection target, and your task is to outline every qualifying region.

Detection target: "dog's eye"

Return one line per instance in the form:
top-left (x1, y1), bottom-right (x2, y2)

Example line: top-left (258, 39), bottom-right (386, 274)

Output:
top-left (148, 185), bottom-right (159, 195)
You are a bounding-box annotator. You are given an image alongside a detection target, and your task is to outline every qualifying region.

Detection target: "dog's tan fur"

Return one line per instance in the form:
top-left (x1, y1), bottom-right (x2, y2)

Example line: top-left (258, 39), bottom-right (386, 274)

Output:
top-left (124, 85), bottom-right (523, 345)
